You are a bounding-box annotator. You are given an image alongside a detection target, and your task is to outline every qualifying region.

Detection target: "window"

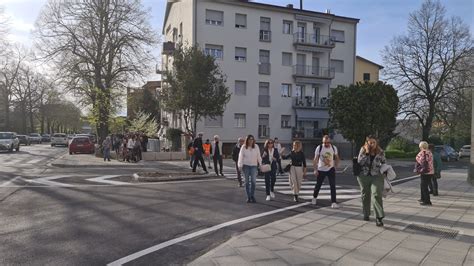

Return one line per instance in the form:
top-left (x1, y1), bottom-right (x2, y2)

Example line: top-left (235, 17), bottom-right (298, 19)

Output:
top-left (282, 52), bottom-right (292, 66)
top-left (331, 59), bottom-right (344, 73)
top-left (234, 113), bottom-right (246, 128)
top-left (204, 115), bottom-right (223, 127)
top-left (260, 17), bottom-right (271, 41)
top-left (205, 44), bottom-right (223, 59)
top-left (235, 13), bottom-right (246, 28)
top-left (258, 114), bottom-right (270, 138)
top-left (363, 73), bottom-right (371, 81)
top-left (172, 28), bottom-right (178, 43)
top-left (281, 84), bottom-right (291, 97)
top-left (259, 50), bottom-right (270, 74)
top-left (235, 47), bottom-right (246, 61)
top-left (179, 23), bottom-right (183, 43)
top-left (331, 29), bottom-right (345, 42)
top-left (206, 10), bottom-right (223, 26)
top-left (283, 20), bottom-right (293, 34)
top-left (235, 80), bottom-right (246, 95)
top-left (281, 115), bottom-right (291, 128)
top-left (259, 82), bottom-right (270, 107)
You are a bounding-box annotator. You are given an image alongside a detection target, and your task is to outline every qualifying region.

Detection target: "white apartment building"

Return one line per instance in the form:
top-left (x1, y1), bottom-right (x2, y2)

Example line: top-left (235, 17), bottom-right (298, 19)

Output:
top-left (161, 0), bottom-right (358, 154)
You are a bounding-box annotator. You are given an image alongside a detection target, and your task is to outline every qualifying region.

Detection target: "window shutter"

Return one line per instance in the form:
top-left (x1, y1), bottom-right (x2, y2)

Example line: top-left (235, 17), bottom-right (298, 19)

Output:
top-left (235, 47), bottom-right (246, 58)
top-left (235, 14), bottom-right (246, 27)
top-left (206, 10), bottom-right (223, 22)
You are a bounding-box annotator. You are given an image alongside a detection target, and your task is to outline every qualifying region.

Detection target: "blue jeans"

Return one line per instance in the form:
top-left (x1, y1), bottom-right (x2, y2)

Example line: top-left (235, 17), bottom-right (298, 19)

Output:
top-left (243, 165), bottom-right (258, 199)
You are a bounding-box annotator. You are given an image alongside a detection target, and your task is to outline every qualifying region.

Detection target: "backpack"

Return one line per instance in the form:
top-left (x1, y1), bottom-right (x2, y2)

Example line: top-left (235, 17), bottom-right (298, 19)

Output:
top-left (317, 144), bottom-right (336, 159)
top-left (415, 151), bottom-right (429, 174)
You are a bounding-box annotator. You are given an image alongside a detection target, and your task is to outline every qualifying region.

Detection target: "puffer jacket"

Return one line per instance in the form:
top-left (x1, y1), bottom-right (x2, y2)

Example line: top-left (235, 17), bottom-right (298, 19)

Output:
top-left (358, 147), bottom-right (386, 177)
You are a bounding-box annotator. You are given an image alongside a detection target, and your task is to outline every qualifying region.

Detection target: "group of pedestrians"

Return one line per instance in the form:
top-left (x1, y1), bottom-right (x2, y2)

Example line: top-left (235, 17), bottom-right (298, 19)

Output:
top-left (188, 132), bottom-right (224, 176)
top-left (101, 132), bottom-right (149, 162)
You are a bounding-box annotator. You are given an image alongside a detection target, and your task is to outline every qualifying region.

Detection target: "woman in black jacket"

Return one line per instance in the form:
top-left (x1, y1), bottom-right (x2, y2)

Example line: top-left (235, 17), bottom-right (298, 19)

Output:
top-left (262, 139), bottom-right (279, 201)
top-left (281, 141), bottom-right (307, 202)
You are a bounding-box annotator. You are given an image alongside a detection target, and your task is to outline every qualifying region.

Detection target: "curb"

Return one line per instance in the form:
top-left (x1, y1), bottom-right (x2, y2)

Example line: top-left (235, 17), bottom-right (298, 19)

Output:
top-left (50, 163), bottom-right (146, 168)
top-left (132, 172), bottom-right (221, 182)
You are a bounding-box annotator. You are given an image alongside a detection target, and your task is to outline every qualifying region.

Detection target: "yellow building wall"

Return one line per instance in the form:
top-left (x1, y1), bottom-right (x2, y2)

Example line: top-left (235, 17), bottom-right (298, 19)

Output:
top-left (355, 58), bottom-right (381, 83)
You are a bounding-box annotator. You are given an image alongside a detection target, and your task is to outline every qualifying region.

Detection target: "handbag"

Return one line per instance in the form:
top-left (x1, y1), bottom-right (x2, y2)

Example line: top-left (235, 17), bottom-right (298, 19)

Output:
top-left (352, 157), bottom-right (361, 176)
top-left (383, 176), bottom-right (393, 198)
top-left (260, 164), bottom-right (271, 173)
top-left (283, 164), bottom-right (292, 172)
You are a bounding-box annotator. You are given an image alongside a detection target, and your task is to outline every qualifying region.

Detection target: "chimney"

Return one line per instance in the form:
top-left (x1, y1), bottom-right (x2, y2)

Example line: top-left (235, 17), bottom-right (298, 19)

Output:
top-left (300, 0), bottom-right (303, 10)
top-left (325, 9), bottom-right (331, 14)
top-left (286, 4), bottom-right (293, 8)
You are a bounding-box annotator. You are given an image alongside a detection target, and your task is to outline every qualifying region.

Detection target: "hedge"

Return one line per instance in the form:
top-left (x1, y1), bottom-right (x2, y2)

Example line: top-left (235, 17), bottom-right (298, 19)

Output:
top-left (385, 149), bottom-right (418, 159)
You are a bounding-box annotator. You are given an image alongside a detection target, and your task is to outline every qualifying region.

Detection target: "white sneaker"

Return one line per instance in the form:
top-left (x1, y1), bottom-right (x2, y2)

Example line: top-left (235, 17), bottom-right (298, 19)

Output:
top-left (266, 195), bottom-right (271, 201)
top-left (331, 203), bottom-right (339, 209)
top-left (311, 198), bottom-right (317, 205)
top-left (270, 192), bottom-right (275, 198)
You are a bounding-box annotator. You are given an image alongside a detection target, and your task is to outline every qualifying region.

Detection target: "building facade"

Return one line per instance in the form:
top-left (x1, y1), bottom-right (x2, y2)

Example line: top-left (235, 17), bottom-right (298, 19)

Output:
top-left (161, 0), bottom-right (359, 153)
top-left (355, 55), bottom-right (383, 83)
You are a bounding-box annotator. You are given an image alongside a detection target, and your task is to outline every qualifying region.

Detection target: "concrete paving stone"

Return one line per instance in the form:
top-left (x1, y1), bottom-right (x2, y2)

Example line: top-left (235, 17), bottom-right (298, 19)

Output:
top-left (247, 229), bottom-right (273, 240)
top-left (399, 239), bottom-right (437, 252)
top-left (421, 258), bottom-right (461, 266)
top-left (271, 221), bottom-right (301, 231)
top-left (340, 218), bottom-right (369, 227)
top-left (298, 221), bottom-right (330, 232)
top-left (465, 246), bottom-right (474, 265)
top-left (236, 246), bottom-right (278, 262)
top-left (188, 257), bottom-right (217, 266)
top-left (329, 223), bottom-right (360, 234)
top-left (213, 255), bottom-right (252, 266)
top-left (335, 251), bottom-right (381, 266)
top-left (377, 258), bottom-right (418, 266)
top-left (329, 238), bottom-right (365, 250)
top-left (254, 258), bottom-right (289, 266)
top-left (344, 229), bottom-right (377, 241)
top-left (311, 245), bottom-right (351, 261)
top-left (310, 229), bottom-right (343, 241)
top-left (260, 227), bottom-right (283, 236)
top-left (436, 239), bottom-right (472, 253)
top-left (359, 237), bottom-right (399, 252)
top-left (279, 228), bottom-right (315, 240)
top-left (380, 247), bottom-right (428, 265)
top-left (274, 248), bottom-right (322, 265)
top-left (301, 211), bottom-right (330, 221)
top-left (426, 247), bottom-right (468, 264)
top-left (289, 235), bottom-right (328, 250)
top-left (253, 237), bottom-right (293, 251)
top-left (358, 223), bottom-right (386, 234)
top-left (287, 216), bottom-right (315, 226)
top-left (378, 230), bottom-right (410, 242)
top-left (208, 245), bottom-right (239, 258)
top-left (407, 233), bottom-right (441, 244)
top-left (228, 236), bottom-right (257, 248)
top-left (312, 217), bottom-right (347, 226)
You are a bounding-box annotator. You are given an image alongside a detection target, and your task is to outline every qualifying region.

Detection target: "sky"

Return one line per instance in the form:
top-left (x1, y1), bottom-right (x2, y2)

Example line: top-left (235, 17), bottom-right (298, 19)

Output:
top-left (1, 0), bottom-right (472, 73)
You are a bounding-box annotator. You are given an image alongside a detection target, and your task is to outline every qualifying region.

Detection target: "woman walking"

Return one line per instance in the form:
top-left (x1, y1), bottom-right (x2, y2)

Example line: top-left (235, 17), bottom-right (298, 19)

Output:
top-left (357, 136), bottom-right (386, 226)
top-left (416, 141), bottom-right (434, 206)
top-left (281, 141), bottom-right (306, 202)
top-left (262, 139), bottom-right (279, 201)
top-left (238, 135), bottom-right (262, 203)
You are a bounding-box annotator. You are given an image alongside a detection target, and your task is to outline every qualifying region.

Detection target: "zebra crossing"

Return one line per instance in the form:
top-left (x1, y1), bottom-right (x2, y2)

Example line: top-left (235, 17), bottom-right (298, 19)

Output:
top-left (225, 171), bottom-right (361, 201)
top-left (1, 156), bottom-right (53, 166)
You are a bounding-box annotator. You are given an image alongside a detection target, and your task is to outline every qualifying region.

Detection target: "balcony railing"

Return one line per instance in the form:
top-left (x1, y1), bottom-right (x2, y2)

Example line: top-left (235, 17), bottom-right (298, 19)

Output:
top-left (258, 63), bottom-right (271, 75)
top-left (292, 127), bottom-right (324, 139)
top-left (293, 33), bottom-right (335, 47)
top-left (293, 65), bottom-right (335, 79)
top-left (259, 30), bottom-right (271, 42)
top-left (293, 97), bottom-right (329, 108)
top-left (162, 41), bottom-right (175, 55)
top-left (258, 95), bottom-right (271, 107)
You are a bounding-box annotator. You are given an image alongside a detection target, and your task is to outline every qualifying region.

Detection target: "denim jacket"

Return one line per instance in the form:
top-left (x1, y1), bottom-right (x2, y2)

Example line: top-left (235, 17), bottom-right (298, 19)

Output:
top-left (358, 147), bottom-right (386, 177)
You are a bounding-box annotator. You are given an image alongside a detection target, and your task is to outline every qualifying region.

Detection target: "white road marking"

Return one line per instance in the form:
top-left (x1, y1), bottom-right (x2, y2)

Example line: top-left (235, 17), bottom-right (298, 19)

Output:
top-left (24, 158), bottom-right (43, 165)
top-left (390, 175), bottom-right (419, 185)
top-left (86, 175), bottom-right (130, 185)
top-left (107, 202), bottom-right (311, 266)
top-left (27, 175), bottom-right (74, 187)
top-left (299, 195), bottom-right (360, 200)
top-left (0, 176), bottom-right (25, 187)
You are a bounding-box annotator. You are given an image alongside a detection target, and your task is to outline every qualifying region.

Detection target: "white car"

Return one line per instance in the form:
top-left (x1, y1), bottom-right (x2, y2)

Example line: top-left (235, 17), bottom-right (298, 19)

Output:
top-left (51, 133), bottom-right (69, 147)
top-left (28, 133), bottom-right (42, 144)
top-left (459, 145), bottom-right (470, 158)
top-left (0, 132), bottom-right (20, 152)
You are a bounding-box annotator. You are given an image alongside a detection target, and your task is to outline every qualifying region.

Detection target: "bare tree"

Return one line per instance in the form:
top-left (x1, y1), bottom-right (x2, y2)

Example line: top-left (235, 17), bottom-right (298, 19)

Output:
top-left (34, 0), bottom-right (158, 141)
top-left (383, 0), bottom-right (473, 140)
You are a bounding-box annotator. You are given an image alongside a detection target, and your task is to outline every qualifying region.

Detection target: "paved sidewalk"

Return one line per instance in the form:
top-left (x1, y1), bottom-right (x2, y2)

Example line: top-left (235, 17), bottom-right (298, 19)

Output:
top-left (191, 170), bottom-right (474, 265)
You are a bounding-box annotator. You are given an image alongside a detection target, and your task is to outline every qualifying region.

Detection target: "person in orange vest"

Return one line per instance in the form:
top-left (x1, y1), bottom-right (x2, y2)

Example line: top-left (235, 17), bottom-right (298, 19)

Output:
top-left (203, 139), bottom-right (212, 169)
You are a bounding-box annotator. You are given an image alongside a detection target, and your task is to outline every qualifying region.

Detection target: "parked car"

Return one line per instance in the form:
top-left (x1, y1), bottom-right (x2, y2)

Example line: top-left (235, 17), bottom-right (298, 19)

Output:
top-left (75, 134), bottom-right (95, 143)
top-left (41, 134), bottom-right (51, 142)
top-left (69, 137), bottom-right (95, 154)
top-left (434, 145), bottom-right (459, 162)
top-left (0, 132), bottom-right (20, 152)
top-left (51, 133), bottom-right (69, 147)
top-left (17, 135), bottom-right (30, 146)
top-left (28, 133), bottom-right (42, 144)
top-left (459, 145), bottom-right (471, 158)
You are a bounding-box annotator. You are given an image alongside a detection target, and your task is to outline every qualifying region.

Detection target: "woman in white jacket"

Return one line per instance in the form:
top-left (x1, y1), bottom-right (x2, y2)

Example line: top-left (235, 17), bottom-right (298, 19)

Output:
top-left (238, 134), bottom-right (262, 203)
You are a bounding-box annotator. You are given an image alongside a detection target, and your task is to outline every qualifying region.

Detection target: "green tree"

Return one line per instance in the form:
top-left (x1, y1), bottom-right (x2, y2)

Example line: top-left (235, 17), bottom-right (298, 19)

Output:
top-left (128, 111), bottom-right (158, 137)
top-left (162, 44), bottom-right (231, 136)
top-left (329, 82), bottom-right (399, 151)
top-left (127, 88), bottom-right (160, 122)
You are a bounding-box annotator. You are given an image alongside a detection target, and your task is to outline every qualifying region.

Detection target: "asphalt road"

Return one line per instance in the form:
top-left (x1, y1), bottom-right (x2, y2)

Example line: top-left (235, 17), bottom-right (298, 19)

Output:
top-left (0, 144), bottom-right (469, 265)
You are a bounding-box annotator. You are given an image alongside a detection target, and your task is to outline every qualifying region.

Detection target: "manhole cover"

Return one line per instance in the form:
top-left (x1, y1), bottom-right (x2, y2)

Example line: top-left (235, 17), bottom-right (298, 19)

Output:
top-left (403, 224), bottom-right (459, 239)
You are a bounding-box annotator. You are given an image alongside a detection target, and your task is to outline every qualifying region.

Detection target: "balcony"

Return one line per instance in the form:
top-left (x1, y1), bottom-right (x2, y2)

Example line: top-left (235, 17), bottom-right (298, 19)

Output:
top-left (293, 97), bottom-right (329, 109)
top-left (259, 30), bottom-right (271, 42)
top-left (258, 95), bottom-right (271, 107)
top-left (293, 33), bottom-right (335, 52)
top-left (162, 41), bottom-right (175, 55)
top-left (292, 127), bottom-right (324, 139)
top-left (293, 65), bottom-right (334, 84)
top-left (258, 62), bottom-right (271, 75)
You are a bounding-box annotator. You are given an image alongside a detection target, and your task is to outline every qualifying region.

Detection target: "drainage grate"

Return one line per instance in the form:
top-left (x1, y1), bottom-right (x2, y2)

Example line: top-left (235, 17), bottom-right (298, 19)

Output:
top-left (403, 224), bottom-right (459, 239)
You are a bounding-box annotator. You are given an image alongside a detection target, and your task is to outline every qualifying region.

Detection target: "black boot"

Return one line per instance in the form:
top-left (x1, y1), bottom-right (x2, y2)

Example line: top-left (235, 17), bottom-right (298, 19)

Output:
top-left (376, 218), bottom-right (384, 227)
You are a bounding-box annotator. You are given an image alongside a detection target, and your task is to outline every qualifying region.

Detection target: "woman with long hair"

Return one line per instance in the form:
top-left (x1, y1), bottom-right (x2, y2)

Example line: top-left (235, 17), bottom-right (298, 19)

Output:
top-left (281, 141), bottom-right (306, 202)
top-left (262, 139), bottom-right (279, 201)
top-left (357, 136), bottom-right (387, 226)
top-left (238, 135), bottom-right (262, 203)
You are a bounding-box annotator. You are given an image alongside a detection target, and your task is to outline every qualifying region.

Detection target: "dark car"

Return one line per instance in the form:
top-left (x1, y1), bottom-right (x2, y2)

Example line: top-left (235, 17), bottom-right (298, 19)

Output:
top-left (17, 135), bottom-right (30, 146)
top-left (434, 145), bottom-right (459, 162)
top-left (41, 134), bottom-right (51, 142)
top-left (69, 137), bottom-right (95, 155)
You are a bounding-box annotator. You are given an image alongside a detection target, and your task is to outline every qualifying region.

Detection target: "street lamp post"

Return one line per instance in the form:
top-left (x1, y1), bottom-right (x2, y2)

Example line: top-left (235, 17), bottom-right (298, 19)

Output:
top-left (470, 89), bottom-right (474, 184)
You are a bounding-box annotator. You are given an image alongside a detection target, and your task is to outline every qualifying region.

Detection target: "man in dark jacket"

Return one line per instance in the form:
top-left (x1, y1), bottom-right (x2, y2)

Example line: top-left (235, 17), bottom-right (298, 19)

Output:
top-left (192, 132), bottom-right (208, 174)
top-left (232, 137), bottom-right (244, 187)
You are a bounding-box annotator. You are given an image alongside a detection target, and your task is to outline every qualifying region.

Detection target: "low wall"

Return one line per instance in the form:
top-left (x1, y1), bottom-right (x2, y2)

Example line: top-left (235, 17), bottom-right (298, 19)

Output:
top-left (142, 151), bottom-right (187, 161)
